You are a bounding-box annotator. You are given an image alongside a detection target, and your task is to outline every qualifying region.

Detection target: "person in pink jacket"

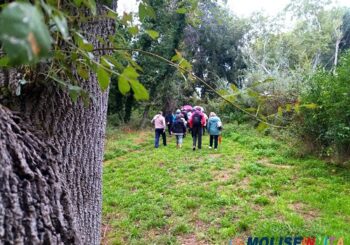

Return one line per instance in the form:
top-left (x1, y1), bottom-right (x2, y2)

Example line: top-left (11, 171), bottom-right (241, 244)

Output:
top-left (151, 111), bottom-right (167, 148)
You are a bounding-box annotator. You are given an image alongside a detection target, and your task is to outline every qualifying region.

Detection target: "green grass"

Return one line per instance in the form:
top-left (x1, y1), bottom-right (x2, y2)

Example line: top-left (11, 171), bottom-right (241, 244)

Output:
top-left (102, 124), bottom-right (350, 244)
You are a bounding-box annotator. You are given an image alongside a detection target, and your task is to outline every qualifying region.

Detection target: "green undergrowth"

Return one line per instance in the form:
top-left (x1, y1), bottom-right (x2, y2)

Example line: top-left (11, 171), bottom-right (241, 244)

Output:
top-left (102, 124), bottom-right (350, 244)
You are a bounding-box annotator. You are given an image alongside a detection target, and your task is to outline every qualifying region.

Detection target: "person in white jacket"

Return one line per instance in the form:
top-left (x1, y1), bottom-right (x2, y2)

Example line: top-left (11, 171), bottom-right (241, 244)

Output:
top-left (151, 111), bottom-right (167, 148)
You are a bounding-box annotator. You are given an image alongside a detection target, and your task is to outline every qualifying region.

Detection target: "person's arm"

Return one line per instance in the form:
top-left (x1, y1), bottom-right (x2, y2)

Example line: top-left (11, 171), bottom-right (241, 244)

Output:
top-left (201, 113), bottom-right (206, 126)
top-left (188, 115), bottom-right (192, 128)
top-left (162, 117), bottom-right (166, 131)
top-left (182, 122), bottom-right (186, 133)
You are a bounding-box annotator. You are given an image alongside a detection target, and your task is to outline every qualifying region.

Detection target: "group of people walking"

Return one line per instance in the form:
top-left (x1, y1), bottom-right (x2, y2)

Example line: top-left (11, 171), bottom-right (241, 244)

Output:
top-left (151, 106), bottom-right (222, 150)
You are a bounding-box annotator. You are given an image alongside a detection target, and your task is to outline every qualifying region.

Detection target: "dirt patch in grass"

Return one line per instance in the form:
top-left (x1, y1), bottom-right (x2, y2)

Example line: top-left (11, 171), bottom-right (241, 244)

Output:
top-left (258, 158), bottom-right (293, 169)
top-left (101, 223), bottom-right (113, 245)
top-left (213, 165), bottom-right (240, 182)
top-left (208, 154), bottom-right (222, 158)
top-left (178, 234), bottom-right (209, 245)
top-left (133, 132), bottom-right (148, 144)
top-left (289, 202), bottom-right (319, 220)
top-left (214, 170), bottom-right (231, 181)
top-left (240, 177), bottom-right (250, 187)
top-left (234, 154), bottom-right (245, 162)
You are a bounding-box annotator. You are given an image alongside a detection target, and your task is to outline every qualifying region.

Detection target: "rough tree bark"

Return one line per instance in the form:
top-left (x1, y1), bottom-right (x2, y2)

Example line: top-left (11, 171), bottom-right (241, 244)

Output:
top-left (0, 1), bottom-right (117, 244)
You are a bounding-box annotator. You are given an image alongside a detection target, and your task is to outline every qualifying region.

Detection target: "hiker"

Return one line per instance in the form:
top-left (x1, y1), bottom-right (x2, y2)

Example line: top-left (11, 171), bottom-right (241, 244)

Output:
top-left (165, 111), bottom-right (175, 136)
top-left (175, 109), bottom-right (187, 126)
top-left (207, 112), bottom-right (222, 150)
top-left (171, 110), bottom-right (187, 148)
top-left (151, 111), bottom-right (167, 148)
top-left (188, 107), bottom-right (206, 151)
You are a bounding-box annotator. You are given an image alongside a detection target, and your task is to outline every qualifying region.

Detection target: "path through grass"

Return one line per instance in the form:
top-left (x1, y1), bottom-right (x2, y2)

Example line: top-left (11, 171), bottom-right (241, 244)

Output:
top-left (102, 124), bottom-right (350, 244)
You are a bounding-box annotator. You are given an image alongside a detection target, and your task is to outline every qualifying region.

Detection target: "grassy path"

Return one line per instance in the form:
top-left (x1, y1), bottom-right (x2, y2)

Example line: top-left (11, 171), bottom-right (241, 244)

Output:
top-left (102, 124), bottom-right (350, 244)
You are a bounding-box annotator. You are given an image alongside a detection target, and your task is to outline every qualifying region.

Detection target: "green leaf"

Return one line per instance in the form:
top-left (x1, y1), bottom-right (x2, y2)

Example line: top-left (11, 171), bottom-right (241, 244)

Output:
top-left (217, 89), bottom-right (229, 96)
top-left (128, 26), bottom-right (139, 36)
top-left (101, 56), bottom-right (114, 69)
top-left (0, 2), bottom-right (52, 65)
top-left (73, 0), bottom-right (83, 7)
top-left (118, 76), bottom-right (131, 95)
top-left (84, 0), bottom-right (96, 15)
top-left (230, 84), bottom-right (238, 92)
top-left (53, 14), bottom-right (69, 40)
top-left (0, 56), bottom-right (9, 67)
top-left (68, 85), bottom-right (83, 103)
top-left (145, 30), bottom-right (159, 40)
top-left (171, 53), bottom-right (181, 62)
top-left (139, 3), bottom-right (156, 22)
top-left (257, 122), bottom-right (268, 132)
top-left (129, 80), bottom-right (149, 100)
top-left (123, 66), bottom-right (139, 80)
top-left (285, 104), bottom-right (292, 112)
top-left (77, 65), bottom-right (89, 80)
top-left (179, 58), bottom-right (192, 71)
top-left (118, 65), bottom-right (148, 100)
top-left (277, 106), bottom-right (283, 117)
top-left (104, 6), bottom-right (118, 18)
top-left (97, 66), bottom-right (110, 91)
top-left (104, 56), bottom-right (124, 71)
top-left (122, 12), bottom-right (132, 25)
top-left (302, 103), bottom-right (318, 109)
top-left (176, 8), bottom-right (187, 14)
top-left (74, 32), bottom-right (94, 52)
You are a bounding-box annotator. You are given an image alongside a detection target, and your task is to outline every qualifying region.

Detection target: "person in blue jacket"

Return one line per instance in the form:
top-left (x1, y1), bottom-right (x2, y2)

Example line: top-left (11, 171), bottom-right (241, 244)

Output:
top-left (207, 112), bottom-right (222, 150)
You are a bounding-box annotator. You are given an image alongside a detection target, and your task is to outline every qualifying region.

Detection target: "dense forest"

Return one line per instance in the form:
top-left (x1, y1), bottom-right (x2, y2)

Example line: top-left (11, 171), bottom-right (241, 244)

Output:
top-left (0, 0), bottom-right (349, 243)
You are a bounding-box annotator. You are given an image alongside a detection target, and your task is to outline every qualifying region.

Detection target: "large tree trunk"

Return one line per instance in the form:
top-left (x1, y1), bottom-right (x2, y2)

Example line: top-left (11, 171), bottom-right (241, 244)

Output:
top-left (0, 1), bottom-right (116, 244)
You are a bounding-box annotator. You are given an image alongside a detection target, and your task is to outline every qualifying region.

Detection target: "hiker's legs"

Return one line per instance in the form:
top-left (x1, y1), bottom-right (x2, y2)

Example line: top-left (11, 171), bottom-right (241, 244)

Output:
top-left (192, 127), bottom-right (198, 148)
top-left (198, 127), bottom-right (202, 149)
top-left (214, 135), bottom-right (219, 149)
top-left (178, 135), bottom-right (183, 145)
top-left (192, 132), bottom-right (197, 147)
top-left (161, 129), bottom-right (167, 146)
top-left (168, 123), bottom-right (172, 135)
top-left (155, 129), bottom-right (161, 148)
top-left (210, 135), bottom-right (214, 147)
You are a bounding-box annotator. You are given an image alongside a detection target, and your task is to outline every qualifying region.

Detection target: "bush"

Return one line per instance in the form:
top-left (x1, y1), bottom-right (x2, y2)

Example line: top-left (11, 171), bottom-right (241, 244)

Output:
top-left (298, 52), bottom-right (350, 160)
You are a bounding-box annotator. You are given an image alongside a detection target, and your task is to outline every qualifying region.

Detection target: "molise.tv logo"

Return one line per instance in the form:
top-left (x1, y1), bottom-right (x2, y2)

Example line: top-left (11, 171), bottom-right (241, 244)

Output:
top-left (229, 236), bottom-right (344, 245)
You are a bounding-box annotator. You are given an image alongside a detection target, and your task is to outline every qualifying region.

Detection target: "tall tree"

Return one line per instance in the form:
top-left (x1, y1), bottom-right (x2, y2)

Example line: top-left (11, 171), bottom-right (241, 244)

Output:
top-left (0, 1), bottom-right (117, 243)
top-left (184, 1), bottom-right (248, 98)
top-left (135, 0), bottom-right (187, 127)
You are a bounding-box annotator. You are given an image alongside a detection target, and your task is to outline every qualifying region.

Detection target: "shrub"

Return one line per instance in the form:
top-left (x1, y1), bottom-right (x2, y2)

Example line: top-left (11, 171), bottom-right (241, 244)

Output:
top-left (298, 52), bottom-right (350, 160)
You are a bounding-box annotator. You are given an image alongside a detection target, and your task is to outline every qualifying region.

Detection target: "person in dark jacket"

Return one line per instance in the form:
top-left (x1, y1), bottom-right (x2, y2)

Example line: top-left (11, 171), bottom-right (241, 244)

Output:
top-left (171, 110), bottom-right (187, 148)
top-left (188, 107), bottom-right (206, 151)
top-left (165, 112), bottom-right (175, 136)
top-left (207, 112), bottom-right (222, 150)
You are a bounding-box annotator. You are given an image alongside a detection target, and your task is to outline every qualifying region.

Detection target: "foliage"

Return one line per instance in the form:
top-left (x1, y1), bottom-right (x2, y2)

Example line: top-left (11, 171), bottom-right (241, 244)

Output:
top-left (298, 51), bottom-right (350, 159)
top-left (184, 1), bottom-right (249, 99)
top-left (102, 125), bottom-right (350, 244)
top-left (0, 0), bottom-right (153, 102)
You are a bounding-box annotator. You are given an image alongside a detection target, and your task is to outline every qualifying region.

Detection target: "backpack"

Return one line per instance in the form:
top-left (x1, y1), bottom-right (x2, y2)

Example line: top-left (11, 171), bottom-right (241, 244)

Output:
top-left (173, 118), bottom-right (185, 133)
top-left (217, 121), bottom-right (223, 130)
top-left (192, 113), bottom-right (202, 127)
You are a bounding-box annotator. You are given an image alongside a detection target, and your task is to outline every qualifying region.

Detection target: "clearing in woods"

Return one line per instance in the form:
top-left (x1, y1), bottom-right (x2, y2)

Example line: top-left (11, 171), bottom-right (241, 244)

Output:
top-left (102, 124), bottom-right (350, 244)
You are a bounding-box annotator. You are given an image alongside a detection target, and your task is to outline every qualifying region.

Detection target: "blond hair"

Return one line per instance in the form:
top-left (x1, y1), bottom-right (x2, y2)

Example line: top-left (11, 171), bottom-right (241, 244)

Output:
top-left (209, 112), bottom-right (216, 117)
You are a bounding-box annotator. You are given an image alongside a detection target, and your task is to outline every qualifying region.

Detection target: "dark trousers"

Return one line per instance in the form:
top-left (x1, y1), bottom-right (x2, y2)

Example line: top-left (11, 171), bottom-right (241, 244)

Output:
top-left (155, 128), bottom-right (166, 148)
top-left (192, 126), bottom-right (202, 149)
top-left (210, 135), bottom-right (219, 149)
top-left (167, 123), bottom-right (173, 135)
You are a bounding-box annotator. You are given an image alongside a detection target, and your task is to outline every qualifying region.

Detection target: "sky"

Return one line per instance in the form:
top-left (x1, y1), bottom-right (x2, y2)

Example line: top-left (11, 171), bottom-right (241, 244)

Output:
top-left (117, 0), bottom-right (350, 17)
top-left (228, 0), bottom-right (350, 17)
